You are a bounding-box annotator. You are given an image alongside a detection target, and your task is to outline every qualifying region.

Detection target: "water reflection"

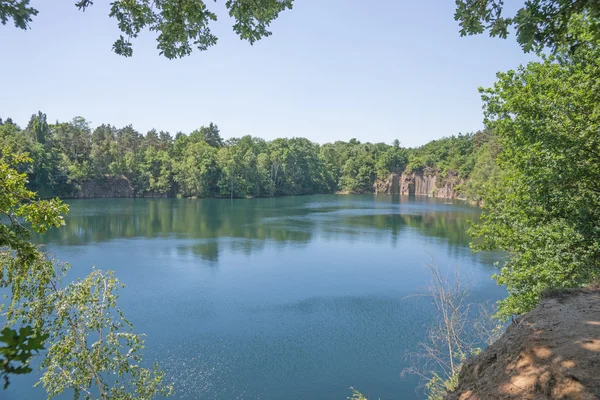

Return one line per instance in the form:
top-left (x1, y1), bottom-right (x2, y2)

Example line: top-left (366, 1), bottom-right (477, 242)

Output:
top-left (35, 195), bottom-right (486, 263)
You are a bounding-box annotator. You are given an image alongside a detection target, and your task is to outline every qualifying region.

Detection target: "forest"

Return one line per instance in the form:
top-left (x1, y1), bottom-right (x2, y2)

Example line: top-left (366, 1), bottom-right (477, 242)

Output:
top-left (0, 114), bottom-right (493, 200)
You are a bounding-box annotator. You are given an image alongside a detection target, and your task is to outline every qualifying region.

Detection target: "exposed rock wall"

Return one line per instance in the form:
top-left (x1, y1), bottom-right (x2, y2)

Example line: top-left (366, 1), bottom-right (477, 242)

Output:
top-left (67, 171), bottom-right (462, 199)
top-left (374, 169), bottom-right (464, 199)
top-left (72, 176), bottom-right (135, 198)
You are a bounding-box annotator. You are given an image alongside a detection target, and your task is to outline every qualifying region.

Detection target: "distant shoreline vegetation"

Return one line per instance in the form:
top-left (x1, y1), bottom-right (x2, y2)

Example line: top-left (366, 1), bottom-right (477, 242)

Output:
top-left (0, 114), bottom-right (497, 202)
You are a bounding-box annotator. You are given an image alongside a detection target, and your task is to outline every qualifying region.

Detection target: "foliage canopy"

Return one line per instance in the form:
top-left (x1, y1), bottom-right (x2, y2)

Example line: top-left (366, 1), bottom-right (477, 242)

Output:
top-left (470, 39), bottom-right (600, 317)
top-left (0, 0), bottom-right (293, 58)
top-left (454, 0), bottom-right (600, 53)
top-left (0, 150), bottom-right (171, 397)
top-left (0, 116), bottom-right (485, 199)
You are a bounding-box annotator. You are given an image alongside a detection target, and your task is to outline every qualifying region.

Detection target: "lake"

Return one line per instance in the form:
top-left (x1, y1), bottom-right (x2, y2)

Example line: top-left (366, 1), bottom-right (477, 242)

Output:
top-left (7, 195), bottom-right (504, 400)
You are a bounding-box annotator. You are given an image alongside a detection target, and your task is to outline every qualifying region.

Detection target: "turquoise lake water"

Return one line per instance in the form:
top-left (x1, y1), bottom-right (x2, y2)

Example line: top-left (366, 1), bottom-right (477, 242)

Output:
top-left (6, 195), bottom-right (504, 399)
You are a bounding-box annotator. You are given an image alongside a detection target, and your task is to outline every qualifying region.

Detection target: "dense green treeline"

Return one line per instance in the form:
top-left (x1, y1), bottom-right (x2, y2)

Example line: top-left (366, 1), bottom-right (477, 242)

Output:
top-left (0, 114), bottom-right (491, 199)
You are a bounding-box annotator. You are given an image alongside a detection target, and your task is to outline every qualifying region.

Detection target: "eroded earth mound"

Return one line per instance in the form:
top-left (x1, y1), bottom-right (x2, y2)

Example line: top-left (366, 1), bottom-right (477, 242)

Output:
top-left (447, 288), bottom-right (600, 400)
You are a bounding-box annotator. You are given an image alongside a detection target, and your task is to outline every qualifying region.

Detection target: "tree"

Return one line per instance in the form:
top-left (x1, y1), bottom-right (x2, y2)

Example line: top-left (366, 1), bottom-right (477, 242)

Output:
top-left (402, 262), bottom-right (502, 399)
top-left (91, 124), bottom-right (117, 176)
top-left (192, 123), bottom-right (223, 148)
top-left (265, 139), bottom-right (287, 196)
top-left (144, 129), bottom-right (161, 150)
top-left (37, 269), bottom-right (172, 399)
top-left (458, 134), bottom-right (501, 204)
top-left (0, 0), bottom-right (37, 29)
top-left (158, 130), bottom-right (174, 151)
top-left (51, 118), bottom-right (92, 166)
top-left (1, 0), bottom-right (294, 59)
top-left (115, 125), bottom-right (142, 159)
top-left (319, 144), bottom-right (342, 193)
top-left (339, 144), bottom-right (377, 193)
top-left (469, 38), bottom-right (600, 318)
top-left (376, 143), bottom-right (408, 177)
top-left (0, 149), bottom-right (66, 386)
top-left (144, 148), bottom-right (174, 195)
top-left (217, 142), bottom-right (245, 198)
top-left (174, 140), bottom-right (219, 197)
top-left (454, 0), bottom-right (600, 53)
top-left (348, 388), bottom-right (369, 400)
top-left (0, 150), bottom-right (171, 397)
top-left (0, 325), bottom-right (47, 389)
top-left (26, 111), bottom-right (49, 145)
top-left (26, 141), bottom-right (71, 198)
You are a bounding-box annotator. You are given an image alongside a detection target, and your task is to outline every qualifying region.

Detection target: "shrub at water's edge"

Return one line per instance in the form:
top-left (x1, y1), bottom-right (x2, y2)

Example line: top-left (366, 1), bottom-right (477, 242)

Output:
top-left (469, 22), bottom-right (600, 319)
top-left (0, 151), bottom-right (172, 398)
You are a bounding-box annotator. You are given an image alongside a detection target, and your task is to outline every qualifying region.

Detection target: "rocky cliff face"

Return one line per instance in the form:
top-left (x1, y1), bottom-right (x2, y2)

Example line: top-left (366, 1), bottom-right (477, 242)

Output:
top-left (72, 176), bottom-right (135, 198)
top-left (373, 168), bottom-right (464, 199)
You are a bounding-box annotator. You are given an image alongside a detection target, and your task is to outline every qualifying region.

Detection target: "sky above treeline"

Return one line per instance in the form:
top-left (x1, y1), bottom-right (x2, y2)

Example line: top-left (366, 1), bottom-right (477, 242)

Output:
top-left (0, 0), bottom-right (535, 147)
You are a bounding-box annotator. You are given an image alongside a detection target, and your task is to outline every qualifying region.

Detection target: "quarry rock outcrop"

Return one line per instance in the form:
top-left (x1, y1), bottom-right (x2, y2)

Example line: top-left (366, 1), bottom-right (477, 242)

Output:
top-left (373, 168), bottom-right (464, 199)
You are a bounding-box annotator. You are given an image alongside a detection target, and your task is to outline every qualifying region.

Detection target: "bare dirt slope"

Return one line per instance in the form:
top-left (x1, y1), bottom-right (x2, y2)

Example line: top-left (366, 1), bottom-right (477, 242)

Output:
top-left (446, 288), bottom-right (600, 400)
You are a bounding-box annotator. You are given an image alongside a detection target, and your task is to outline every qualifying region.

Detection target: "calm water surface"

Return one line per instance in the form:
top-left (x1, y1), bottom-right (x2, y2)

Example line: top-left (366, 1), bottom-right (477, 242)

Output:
top-left (8, 195), bottom-right (503, 400)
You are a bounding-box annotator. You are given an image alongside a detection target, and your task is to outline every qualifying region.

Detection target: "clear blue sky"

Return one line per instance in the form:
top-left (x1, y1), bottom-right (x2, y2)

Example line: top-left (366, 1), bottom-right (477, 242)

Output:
top-left (0, 0), bottom-right (535, 147)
